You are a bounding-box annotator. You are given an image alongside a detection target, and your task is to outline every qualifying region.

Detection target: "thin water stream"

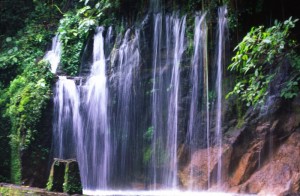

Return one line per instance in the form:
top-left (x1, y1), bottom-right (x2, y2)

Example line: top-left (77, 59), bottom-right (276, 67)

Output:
top-left (215, 6), bottom-right (227, 188)
top-left (44, 35), bottom-right (61, 73)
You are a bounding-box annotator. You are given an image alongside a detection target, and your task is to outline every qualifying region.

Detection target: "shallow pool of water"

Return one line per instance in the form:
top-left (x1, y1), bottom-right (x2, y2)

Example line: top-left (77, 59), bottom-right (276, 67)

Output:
top-left (83, 190), bottom-right (254, 196)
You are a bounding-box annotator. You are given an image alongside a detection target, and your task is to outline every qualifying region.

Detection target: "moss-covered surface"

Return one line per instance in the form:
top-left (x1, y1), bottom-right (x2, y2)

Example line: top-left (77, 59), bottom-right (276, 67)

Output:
top-left (0, 183), bottom-right (68, 196)
top-left (46, 159), bottom-right (66, 192)
top-left (10, 144), bottom-right (21, 185)
top-left (0, 0), bottom-right (62, 185)
top-left (47, 159), bottom-right (82, 194)
top-left (63, 160), bottom-right (82, 194)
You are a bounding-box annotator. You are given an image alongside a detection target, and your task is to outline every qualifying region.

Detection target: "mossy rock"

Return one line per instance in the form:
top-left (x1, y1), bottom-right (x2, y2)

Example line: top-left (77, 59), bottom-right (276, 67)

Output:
top-left (46, 159), bottom-right (82, 194)
top-left (46, 159), bottom-right (66, 192)
top-left (63, 160), bottom-right (82, 194)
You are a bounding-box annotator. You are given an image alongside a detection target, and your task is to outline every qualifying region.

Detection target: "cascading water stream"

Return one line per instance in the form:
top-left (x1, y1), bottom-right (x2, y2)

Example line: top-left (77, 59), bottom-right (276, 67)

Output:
top-left (111, 29), bottom-right (140, 183)
top-left (202, 15), bottom-right (210, 189)
top-left (150, 0), bottom-right (161, 13)
top-left (166, 14), bottom-right (186, 188)
top-left (44, 35), bottom-right (62, 73)
top-left (80, 27), bottom-right (110, 190)
top-left (186, 12), bottom-right (208, 189)
top-left (105, 26), bottom-right (113, 56)
top-left (48, 33), bottom-right (79, 160)
top-left (151, 13), bottom-right (162, 188)
top-left (215, 6), bottom-right (227, 189)
top-left (151, 13), bottom-right (186, 189)
top-left (52, 76), bottom-right (81, 159)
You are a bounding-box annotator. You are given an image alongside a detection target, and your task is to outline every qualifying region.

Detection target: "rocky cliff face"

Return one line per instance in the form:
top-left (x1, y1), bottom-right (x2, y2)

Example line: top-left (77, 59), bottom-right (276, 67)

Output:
top-left (180, 95), bottom-right (300, 195)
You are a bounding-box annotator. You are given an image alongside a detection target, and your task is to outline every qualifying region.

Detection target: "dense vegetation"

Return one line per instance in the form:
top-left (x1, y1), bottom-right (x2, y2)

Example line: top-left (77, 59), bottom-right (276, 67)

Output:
top-left (0, 0), bottom-right (299, 188)
top-left (0, 0), bottom-right (123, 185)
top-left (58, 0), bottom-right (121, 75)
top-left (0, 0), bottom-right (64, 184)
top-left (227, 17), bottom-right (299, 106)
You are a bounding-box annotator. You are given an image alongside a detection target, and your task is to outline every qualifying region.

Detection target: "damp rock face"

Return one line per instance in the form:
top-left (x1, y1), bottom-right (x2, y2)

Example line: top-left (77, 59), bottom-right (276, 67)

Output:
top-left (179, 95), bottom-right (300, 195)
top-left (237, 131), bottom-right (300, 195)
top-left (226, 96), bottom-right (300, 195)
top-left (46, 159), bottom-right (82, 194)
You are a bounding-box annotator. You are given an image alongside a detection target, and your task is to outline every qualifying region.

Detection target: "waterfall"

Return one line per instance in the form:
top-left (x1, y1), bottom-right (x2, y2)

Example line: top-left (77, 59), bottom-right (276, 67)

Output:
top-left (110, 29), bottom-right (141, 183)
top-left (79, 27), bottom-right (110, 190)
top-left (166, 14), bottom-right (186, 187)
top-left (50, 6), bottom-right (230, 194)
top-left (44, 35), bottom-right (61, 73)
top-left (186, 12), bottom-right (208, 189)
top-left (52, 76), bottom-right (81, 159)
top-left (151, 13), bottom-right (186, 188)
top-left (150, 0), bottom-right (161, 13)
top-left (105, 26), bottom-right (113, 56)
top-left (215, 6), bottom-right (227, 189)
top-left (151, 13), bottom-right (163, 188)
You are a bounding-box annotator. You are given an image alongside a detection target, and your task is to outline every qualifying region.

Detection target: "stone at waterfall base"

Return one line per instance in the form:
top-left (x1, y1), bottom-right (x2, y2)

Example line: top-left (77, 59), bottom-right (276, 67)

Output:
top-left (46, 159), bottom-right (82, 194)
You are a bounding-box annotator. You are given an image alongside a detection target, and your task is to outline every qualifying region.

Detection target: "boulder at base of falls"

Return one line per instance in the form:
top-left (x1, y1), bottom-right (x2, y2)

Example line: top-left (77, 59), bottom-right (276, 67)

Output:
top-left (46, 159), bottom-right (82, 194)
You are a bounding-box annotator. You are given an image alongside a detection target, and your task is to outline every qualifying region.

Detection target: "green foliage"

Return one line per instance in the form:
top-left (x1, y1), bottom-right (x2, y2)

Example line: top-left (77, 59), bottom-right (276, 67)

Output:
top-left (10, 144), bottom-right (21, 184)
top-left (47, 160), bottom-right (82, 194)
top-left (58, 0), bottom-right (120, 75)
top-left (63, 162), bottom-right (82, 194)
top-left (3, 61), bottom-right (53, 150)
top-left (281, 80), bottom-right (299, 99)
top-left (143, 126), bottom-right (154, 141)
top-left (0, 0), bottom-right (64, 87)
top-left (280, 52), bottom-right (300, 99)
top-left (0, 61), bottom-right (53, 183)
top-left (0, 0), bottom-right (59, 183)
top-left (0, 186), bottom-right (10, 195)
top-left (142, 126), bottom-right (167, 166)
top-left (46, 160), bottom-right (64, 192)
top-left (46, 173), bottom-right (54, 191)
top-left (143, 127), bottom-right (153, 165)
top-left (58, 8), bottom-right (94, 75)
top-left (0, 24), bottom-right (51, 86)
top-left (143, 147), bottom-right (152, 165)
top-left (80, 0), bottom-right (120, 9)
top-left (227, 17), bottom-right (298, 106)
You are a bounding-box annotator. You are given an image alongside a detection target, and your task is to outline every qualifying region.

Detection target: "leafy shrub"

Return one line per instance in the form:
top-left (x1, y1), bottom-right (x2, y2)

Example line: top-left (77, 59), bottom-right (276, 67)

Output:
top-left (280, 52), bottom-right (300, 99)
top-left (0, 24), bottom-right (51, 86)
top-left (58, 0), bottom-right (119, 75)
top-left (0, 0), bottom-right (60, 184)
top-left (0, 60), bottom-right (53, 183)
top-left (3, 61), bottom-right (53, 150)
top-left (58, 8), bottom-right (94, 76)
top-left (226, 17), bottom-right (298, 106)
